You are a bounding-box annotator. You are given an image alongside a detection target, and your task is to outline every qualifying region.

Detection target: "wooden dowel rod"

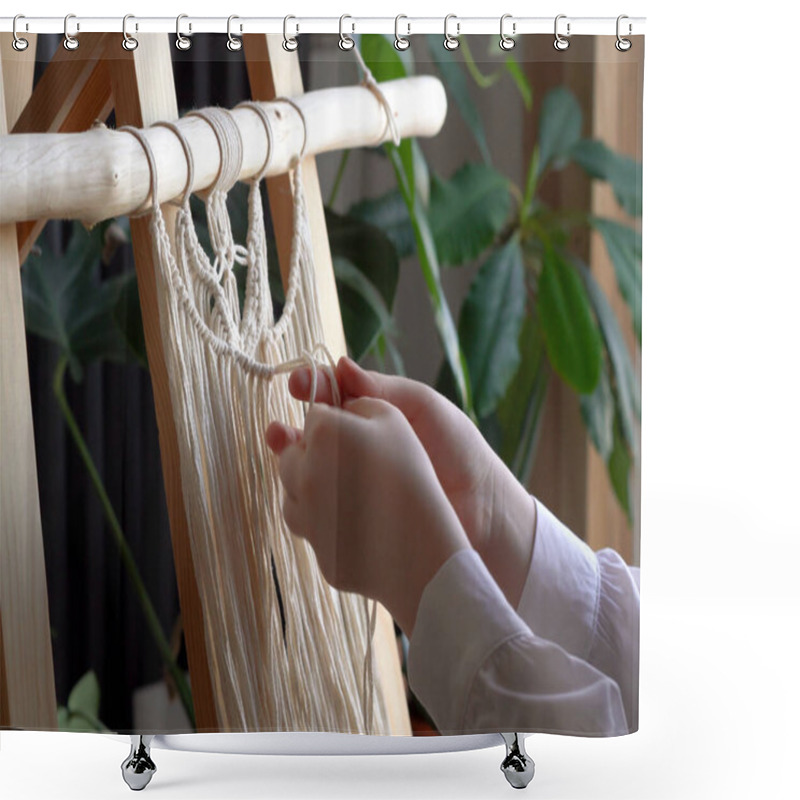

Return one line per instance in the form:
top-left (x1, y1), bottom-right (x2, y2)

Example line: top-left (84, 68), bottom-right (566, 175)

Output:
top-left (0, 76), bottom-right (446, 226)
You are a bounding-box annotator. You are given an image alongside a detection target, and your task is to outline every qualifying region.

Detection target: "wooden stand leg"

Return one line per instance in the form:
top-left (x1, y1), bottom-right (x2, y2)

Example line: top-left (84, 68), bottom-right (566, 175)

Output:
top-left (0, 54), bottom-right (57, 730)
top-left (106, 33), bottom-right (217, 732)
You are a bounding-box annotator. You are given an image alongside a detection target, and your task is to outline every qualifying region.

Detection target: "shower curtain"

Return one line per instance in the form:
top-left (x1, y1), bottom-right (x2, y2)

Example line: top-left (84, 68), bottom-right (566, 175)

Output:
top-left (0, 23), bottom-right (643, 742)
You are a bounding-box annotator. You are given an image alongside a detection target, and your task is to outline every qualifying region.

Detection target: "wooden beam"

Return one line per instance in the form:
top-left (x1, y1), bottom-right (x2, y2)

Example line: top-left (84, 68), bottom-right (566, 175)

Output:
top-left (9, 33), bottom-right (114, 262)
top-left (0, 78), bottom-right (445, 227)
top-left (523, 37), bottom-right (641, 564)
top-left (106, 33), bottom-right (217, 732)
top-left (0, 53), bottom-right (58, 730)
top-left (244, 34), bottom-right (411, 736)
top-left (585, 38), bottom-right (644, 564)
top-left (525, 36), bottom-right (595, 539)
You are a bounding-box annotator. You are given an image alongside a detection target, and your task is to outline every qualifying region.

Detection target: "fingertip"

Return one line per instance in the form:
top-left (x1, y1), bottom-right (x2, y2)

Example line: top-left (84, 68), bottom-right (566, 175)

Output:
top-left (337, 355), bottom-right (374, 398)
top-left (288, 367), bottom-right (311, 400)
top-left (266, 421), bottom-right (286, 454)
top-left (267, 421), bottom-right (303, 455)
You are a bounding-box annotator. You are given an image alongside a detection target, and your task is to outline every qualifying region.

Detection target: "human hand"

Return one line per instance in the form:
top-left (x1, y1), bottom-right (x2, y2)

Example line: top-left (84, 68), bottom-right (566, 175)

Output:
top-left (288, 357), bottom-right (536, 607)
top-left (266, 398), bottom-right (470, 637)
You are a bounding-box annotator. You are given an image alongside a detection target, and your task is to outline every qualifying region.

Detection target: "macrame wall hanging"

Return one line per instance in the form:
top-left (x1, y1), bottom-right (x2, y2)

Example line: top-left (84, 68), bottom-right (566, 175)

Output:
top-left (121, 97), bottom-right (387, 735)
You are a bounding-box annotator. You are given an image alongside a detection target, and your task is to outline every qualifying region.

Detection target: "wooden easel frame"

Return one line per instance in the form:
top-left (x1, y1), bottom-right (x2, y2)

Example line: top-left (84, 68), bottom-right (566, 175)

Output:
top-left (0, 32), bottom-right (409, 734)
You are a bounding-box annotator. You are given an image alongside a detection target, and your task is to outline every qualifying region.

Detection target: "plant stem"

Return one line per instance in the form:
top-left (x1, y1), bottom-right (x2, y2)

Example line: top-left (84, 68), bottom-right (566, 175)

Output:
top-left (327, 149), bottom-right (351, 208)
top-left (53, 356), bottom-right (196, 729)
top-left (521, 146), bottom-right (541, 223)
top-left (460, 39), bottom-right (502, 88)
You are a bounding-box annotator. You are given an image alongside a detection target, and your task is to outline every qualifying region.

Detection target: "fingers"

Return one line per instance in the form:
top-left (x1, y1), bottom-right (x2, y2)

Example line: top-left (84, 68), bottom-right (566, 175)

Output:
top-left (337, 356), bottom-right (432, 424)
top-left (276, 440), bottom-right (304, 502)
top-left (266, 421), bottom-right (303, 456)
top-left (288, 365), bottom-right (338, 405)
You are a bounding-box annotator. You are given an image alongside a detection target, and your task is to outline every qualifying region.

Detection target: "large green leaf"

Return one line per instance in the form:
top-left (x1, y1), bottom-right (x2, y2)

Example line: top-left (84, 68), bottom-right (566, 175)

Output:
top-left (351, 162), bottom-right (512, 268)
top-left (608, 414), bottom-right (633, 522)
top-left (429, 163), bottom-right (512, 266)
top-left (113, 272), bottom-right (148, 369)
top-left (537, 248), bottom-right (602, 394)
top-left (326, 208), bottom-right (398, 309)
top-left (58, 670), bottom-right (106, 732)
top-left (387, 141), bottom-right (473, 415)
top-left (350, 189), bottom-right (416, 259)
top-left (579, 359), bottom-right (615, 461)
top-left (326, 208), bottom-right (400, 362)
top-left (458, 237), bottom-right (526, 418)
top-left (424, 35), bottom-right (492, 164)
top-left (359, 34), bottom-right (414, 83)
top-left (333, 257), bottom-right (393, 362)
top-left (68, 670), bottom-right (101, 720)
top-left (22, 223), bottom-right (133, 382)
top-left (590, 217), bottom-right (642, 342)
top-left (538, 87), bottom-right (583, 175)
top-left (495, 313), bottom-right (549, 481)
top-left (571, 139), bottom-right (642, 217)
top-left (575, 258), bottom-right (640, 454)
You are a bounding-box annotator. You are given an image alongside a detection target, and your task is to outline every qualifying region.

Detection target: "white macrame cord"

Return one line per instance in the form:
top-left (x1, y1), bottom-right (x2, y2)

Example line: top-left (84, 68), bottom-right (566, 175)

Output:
top-left (119, 101), bottom-right (386, 735)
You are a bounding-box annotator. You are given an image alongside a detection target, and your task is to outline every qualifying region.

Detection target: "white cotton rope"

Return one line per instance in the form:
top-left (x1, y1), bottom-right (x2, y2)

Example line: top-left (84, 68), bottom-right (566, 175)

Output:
top-left (119, 106), bottom-right (386, 735)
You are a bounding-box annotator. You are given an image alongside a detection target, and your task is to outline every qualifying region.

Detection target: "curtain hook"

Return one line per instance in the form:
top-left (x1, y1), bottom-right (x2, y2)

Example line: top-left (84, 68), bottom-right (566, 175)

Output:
top-left (500, 14), bottom-right (516, 51)
top-left (394, 15), bottom-right (410, 51)
top-left (122, 14), bottom-right (138, 51)
top-left (554, 14), bottom-right (570, 51)
top-left (283, 15), bottom-right (299, 52)
top-left (227, 15), bottom-right (242, 51)
top-left (63, 13), bottom-right (79, 51)
top-left (176, 14), bottom-right (192, 51)
top-left (12, 14), bottom-right (29, 52)
top-left (616, 15), bottom-right (633, 52)
top-left (339, 15), bottom-right (355, 51)
top-left (443, 14), bottom-right (460, 51)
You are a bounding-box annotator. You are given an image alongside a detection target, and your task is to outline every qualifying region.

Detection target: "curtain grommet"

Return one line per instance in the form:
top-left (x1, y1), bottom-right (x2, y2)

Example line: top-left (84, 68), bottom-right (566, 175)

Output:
top-left (394, 15), bottom-right (411, 51)
top-left (12, 15), bottom-right (30, 52)
top-left (616, 15), bottom-right (633, 51)
top-left (63, 13), bottom-right (80, 51)
top-left (283, 15), bottom-right (299, 52)
top-left (443, 14), bottom-right (460, 51)
top-left (121, 14), bottom-right (138, 51)
top-left (553, 14), bottom-right (570, 51)
top-left (339, 14), bottom-right (355, 51)
top-left (176, 14), bottom-right (192, 51)
top-left (500, 14), bottom-right (516, 51)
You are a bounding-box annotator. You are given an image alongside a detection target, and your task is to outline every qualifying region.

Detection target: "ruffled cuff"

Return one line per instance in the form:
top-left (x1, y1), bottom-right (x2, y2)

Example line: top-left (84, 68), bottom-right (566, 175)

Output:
top-left (516, 499), bottom-right (601, 660)
top-left (407, 548), bottom-right (530, 733)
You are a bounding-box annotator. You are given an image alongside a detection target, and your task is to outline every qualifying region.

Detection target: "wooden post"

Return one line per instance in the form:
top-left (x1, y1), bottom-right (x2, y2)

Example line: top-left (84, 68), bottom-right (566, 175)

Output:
top-left (525, 36), bottom-right (596, 539)
top-left (0, 51), bottom-right (58, 730)
top-left (524, 36), bottom-right (641, 563)
top-left (106, 34), bottom-right (218, 731)
top-left (584, 38), bottom-right (643, 563)
top-left (244, 35), bottom-right (411, 735)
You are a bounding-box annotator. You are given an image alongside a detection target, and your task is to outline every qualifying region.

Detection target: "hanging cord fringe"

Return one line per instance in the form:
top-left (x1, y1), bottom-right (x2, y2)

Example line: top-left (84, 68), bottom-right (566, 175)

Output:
top-left (118, 110), bottom-right (385, 734)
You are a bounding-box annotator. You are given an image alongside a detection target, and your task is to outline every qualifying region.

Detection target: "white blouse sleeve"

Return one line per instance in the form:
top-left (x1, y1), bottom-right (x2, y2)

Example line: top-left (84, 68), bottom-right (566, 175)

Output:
top-left (406, 547), bottom-right (632, 736)
top-left (516, 499), bottom-right (640, 731)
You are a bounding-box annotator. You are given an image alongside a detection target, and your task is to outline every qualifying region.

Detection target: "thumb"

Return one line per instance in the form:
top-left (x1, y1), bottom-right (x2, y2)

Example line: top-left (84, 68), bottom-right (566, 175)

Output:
top-left (342, 396), bottom-right (396, 420)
